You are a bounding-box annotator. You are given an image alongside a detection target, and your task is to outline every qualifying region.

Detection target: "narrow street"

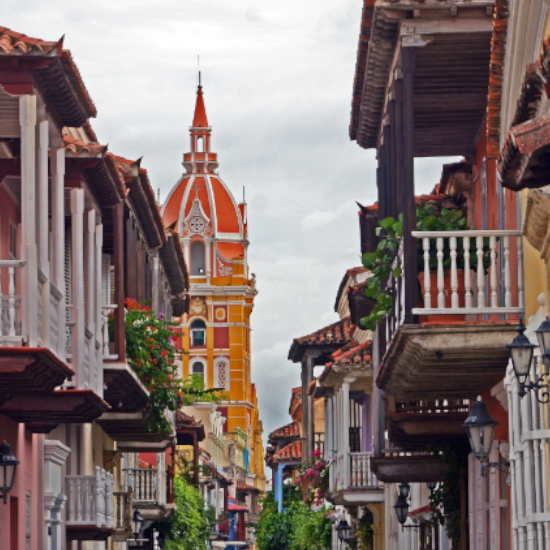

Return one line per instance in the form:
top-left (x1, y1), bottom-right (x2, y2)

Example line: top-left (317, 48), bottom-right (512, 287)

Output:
top-left (0, 1), bottom-right (549, 549)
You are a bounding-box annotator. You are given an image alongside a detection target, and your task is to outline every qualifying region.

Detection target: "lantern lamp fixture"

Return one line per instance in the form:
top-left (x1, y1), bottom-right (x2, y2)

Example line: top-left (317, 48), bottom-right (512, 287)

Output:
top-left (507, 320), bottom-right (549, 403)
top-left (336, 518), bottom-right (352, 549)
top-left (0, 441), bottom-right (18, 504)
top-left (427, 481), bottom-right (437, 495)
top-left (463, 397), bottom-right (510, 476)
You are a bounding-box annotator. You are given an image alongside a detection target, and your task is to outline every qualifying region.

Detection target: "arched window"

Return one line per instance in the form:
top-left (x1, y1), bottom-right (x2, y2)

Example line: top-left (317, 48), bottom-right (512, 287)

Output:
top-left (191, 361), bottom-right (204, 380)
top-left (191, 241), bottom-right (205, 276)
top-left (196, 136), bottom-right (204, 152)
top-left (190, 319), bottom-right (206, 347)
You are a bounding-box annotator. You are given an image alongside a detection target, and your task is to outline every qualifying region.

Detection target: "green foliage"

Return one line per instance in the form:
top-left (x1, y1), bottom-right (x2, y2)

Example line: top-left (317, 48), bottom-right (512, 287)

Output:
top-left (112, 299), bottom-right (222, 433)
top-left (427, 440), bottom-right (470, 548)
top-left (360, 215), bottom-right (404, 331)
top-left (355, 511), bottom-right (374, 550)
top-left (163, 477), bottom-right (210, 550)
top-left (256, 489), bottom-right (333, 550)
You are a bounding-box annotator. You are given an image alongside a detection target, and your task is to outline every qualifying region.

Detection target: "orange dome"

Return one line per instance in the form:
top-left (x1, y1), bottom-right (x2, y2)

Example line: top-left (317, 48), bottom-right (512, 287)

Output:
top-left (162, 83), bottom-right (248, 277)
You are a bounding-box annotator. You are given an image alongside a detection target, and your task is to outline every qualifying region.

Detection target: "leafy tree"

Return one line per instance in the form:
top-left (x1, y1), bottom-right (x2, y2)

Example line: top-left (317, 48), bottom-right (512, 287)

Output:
top-left (163, 477), bottom-right (210, 550)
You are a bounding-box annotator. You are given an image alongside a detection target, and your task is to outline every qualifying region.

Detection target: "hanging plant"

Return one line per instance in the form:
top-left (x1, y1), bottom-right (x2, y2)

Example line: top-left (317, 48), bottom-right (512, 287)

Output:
top-left (360, 215), bottom-right (404, 331)
top-left (295, 450), bottom-right (332, 506)
top-left (110, 299), bottom-right (222, 433)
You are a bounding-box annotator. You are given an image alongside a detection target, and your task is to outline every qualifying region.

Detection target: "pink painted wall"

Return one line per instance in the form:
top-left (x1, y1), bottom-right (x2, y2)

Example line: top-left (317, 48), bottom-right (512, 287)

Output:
top-left (0, 416), bottom-right (42, 550)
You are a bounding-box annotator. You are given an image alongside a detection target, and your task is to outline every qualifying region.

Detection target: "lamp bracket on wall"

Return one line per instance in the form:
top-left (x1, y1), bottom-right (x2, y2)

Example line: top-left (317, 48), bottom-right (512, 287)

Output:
top-left (480, 460), bottom-right (510, 477)
top-left (520, 372), bottom-right (550, 404)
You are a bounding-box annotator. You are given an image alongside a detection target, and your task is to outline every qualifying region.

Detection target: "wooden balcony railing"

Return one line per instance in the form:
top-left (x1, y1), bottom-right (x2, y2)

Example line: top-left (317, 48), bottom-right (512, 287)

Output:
top-left (314, 432), bottom-right (324, 457)
top-left (333, 451), bottom-right (382, 491)
top-left (114, 488), bottom-right (132, 531)
top-left (66, 467), bottom-right (114, 529)
top-left (395, 399), bottom-right (470, 415)
top-left (0, 261), bottom-right (25, 345)
top-left (386, 230), bottom-right (524, 344)
top-left (125, 467), bottom-right (166, 506)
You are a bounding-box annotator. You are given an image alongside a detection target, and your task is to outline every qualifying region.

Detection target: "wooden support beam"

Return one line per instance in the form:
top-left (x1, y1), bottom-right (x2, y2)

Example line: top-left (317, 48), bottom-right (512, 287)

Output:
top-left (113, 202), bottom-right (126, 362)
top-left (402, 46), bottom-right (418, 324)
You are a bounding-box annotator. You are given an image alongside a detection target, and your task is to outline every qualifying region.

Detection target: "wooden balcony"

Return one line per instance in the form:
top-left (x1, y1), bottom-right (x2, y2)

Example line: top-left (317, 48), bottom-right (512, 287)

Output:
top-left (387, 399), bottom-right (470, 451)
top-left (66, 467), bottom-right (115, 541)
top-left (97, 410), bottom-right (175, 452)
top-left (379, 229), bottom-right (521, 400)
top-left (124, 466), bottom-right (175, 522)
top-left (329, 452), bottom-right (384, 505)
top-left (371, 451), bottom-right (451, 483)
top-left (111, 489), bottom-right (133, 542)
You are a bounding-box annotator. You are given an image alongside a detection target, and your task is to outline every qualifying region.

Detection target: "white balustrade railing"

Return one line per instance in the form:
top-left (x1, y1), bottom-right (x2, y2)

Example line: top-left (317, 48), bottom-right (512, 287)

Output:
top-left (125, 468), bottom-right (160, 503)
top-left (102, 304), bottom-right (118, 360)
top-left (0, 260), bottom-right (26, 345)
top-left (412, 230), bottom-right (524, 315)
top-left (66, 467), bottom-right (114, 529)
top-left (349, 452), bottom-right (381, 488)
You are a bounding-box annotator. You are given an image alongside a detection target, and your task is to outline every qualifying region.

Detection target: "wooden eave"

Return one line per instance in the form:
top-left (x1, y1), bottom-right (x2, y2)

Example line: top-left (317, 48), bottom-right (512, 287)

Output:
top-left (103, 362), bottom-right (149, 413)
top-left (66, 525), bottom-right (115, 542)
top-left (371, 454), bottom-right (450, 483)
top-left (377, 322), bottom-right (517, 400)
top-left (0, 389), bottom-right (110, 433)
top-left (352, 3), bottom-right (494, 153)
top-left (0, 347), bottom-right (74, 400)
top-left (159, 232), bottom-right (188, 298)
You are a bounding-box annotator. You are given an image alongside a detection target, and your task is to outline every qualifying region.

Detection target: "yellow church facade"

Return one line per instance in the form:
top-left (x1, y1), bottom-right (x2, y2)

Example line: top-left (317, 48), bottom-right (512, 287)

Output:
top-left (162, 81), bottom-right (265, 489)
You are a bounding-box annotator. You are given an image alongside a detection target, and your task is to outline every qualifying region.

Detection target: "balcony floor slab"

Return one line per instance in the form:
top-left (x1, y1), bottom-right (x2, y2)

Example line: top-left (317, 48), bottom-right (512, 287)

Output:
top-left (377, 322), bottom-right (517, 400)
top-left (328, 487), bottom-right (385, 506)
top-left (0, 347), bottom-right (74, 401)
top-left (103, 361), bottom-right (149, 412)
top-left (0, 389), bottom-right (110, 432)
top-left (371, 455), bottom-right (450, 483)
top-left (66, 525), bottom-right (115, 541)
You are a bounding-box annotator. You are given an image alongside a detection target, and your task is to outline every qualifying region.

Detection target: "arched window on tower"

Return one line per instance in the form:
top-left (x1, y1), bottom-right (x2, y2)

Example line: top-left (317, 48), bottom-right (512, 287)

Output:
top-left (190, 319), bottom-right (206, 347)
top-left (197, 137), bottom-right (204, 152)
top-left (191, 361), bottom-right (205, 385)
top-left (191, 241), bottom-right (205, 275)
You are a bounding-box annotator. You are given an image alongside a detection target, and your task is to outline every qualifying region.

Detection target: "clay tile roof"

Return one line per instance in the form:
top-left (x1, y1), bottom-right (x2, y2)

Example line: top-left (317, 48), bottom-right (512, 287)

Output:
top-left (288, 317), bottom-right (353, 362)
top-left (237, 481), bottom-right (260, 493)
top-left (62, 134), bottom-right (106, 157)
top-left (269, 421), bottom-right (300, 441)
top-left (486, 0), bottom-right (509, 159)
top-left (176, 411), bottom-right (205, 440)
top-left (334, 267), bottom-right (368, 313)
top-left (0, 26), bottom-right (60, 55)
top-left (320, 340), bottom-right (373, 383)
top-left (272, 440), bottom-right (302, 464)
top-left (499, 62), bottom-right (547, 191)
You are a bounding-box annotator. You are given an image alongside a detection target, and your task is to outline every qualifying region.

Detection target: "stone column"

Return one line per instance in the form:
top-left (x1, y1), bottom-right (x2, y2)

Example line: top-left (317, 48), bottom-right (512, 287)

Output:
top-left (50, 137), bottom-right (66, 360)
top-left (71, 188), bottom-right (86, 388)
top-left (19, 94), bottom-right (38, 346)
top-left (95, 224), bottom-right (104, 398)
top-left (152, 254), bottom-right (160, 314)
top-left (342, 379), bottom-right (351, 488)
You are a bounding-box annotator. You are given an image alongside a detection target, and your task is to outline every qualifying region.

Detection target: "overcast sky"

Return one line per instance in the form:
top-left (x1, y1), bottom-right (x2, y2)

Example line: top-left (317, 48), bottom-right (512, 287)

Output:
top-left (5, 1), bottom-right (456, 456)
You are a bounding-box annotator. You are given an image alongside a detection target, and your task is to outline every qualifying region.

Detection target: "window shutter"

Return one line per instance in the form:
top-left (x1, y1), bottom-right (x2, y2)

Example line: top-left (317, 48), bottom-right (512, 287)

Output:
top-left (101, 254), bottom-right (111, 306)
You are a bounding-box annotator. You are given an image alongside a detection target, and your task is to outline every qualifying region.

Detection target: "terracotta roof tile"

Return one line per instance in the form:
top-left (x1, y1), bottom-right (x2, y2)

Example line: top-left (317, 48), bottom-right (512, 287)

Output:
top-left (272, 440), bottom-right (302, 464)
top-left (237, 481), bottom-right (260, 493)
top-left (269, 421), bottom-right (300, 440)
top-left (60, 50), bottom-right (97, 119)
top-left (227, 503), bottom-right (249, 513)
top-left (0, 26), bottom-right (60, 55)
top-left (288, 317), bottom-right (353, 362)
top-left (63, 134), bottom-right (106, 157)
top-left (320, 340), bottom-right (373, 383)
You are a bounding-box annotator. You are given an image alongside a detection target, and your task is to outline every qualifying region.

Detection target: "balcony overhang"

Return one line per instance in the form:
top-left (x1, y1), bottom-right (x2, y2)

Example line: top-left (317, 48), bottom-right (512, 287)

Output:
top-left (0, 347), bottom-right (74, 400)
top-left (377, 322), bottom-right (517, 400)
top-left (66, 525), bottom-right (115, 541)
top-left (96, 412), bottom-right (175, 452)
top-left (138, 502), bottom-right (176, 522)
top-left (371, 455), bottom-right (450, 483)
top-left (103, 362), bottom-right (148, 412)
top-left (328, 487), bottom-right (385, 506)
top-left (0, 390), bottom-right (109, 432)
top-left (387, 412), bottom-right (469, 451)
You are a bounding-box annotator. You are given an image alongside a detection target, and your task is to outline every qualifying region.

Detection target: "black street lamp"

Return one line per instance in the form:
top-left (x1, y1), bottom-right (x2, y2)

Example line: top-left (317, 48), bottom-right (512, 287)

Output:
top-left (0, 441), bottom-right (18, 504)
top-left (463, 397), bottom-right (509, 476)
top-left (394, 494), bottom-right (409, 526)
top-left (157, 531), bottom-right (166, 549)
top-left (397, 482), bottom-right (410, 499)
top-left (336, 518), bottom-right (351, 549)
top-left (506, 322), bottom-right (550, 402)
top-left (427, 481), bottom-right (437, 495)
top-left (132, 509), bottom-right (144, 540)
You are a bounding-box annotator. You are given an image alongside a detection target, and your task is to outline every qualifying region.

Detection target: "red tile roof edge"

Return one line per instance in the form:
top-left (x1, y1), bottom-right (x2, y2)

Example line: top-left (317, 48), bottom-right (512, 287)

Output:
top-left (269, 421), bottom-right (300, 440)
top-left (486, 0), bottom-right (509, 159)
